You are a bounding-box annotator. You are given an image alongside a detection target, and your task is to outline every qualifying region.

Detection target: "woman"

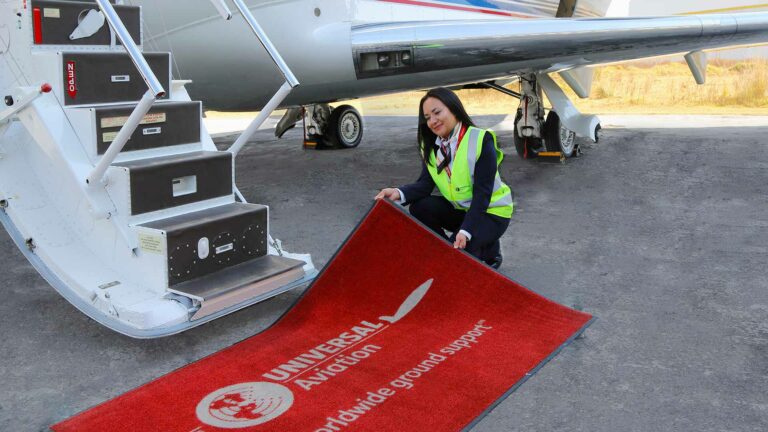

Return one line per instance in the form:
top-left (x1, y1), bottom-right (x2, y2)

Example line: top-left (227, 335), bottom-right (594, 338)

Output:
top-left (375, 87), bottom-right (513, 268)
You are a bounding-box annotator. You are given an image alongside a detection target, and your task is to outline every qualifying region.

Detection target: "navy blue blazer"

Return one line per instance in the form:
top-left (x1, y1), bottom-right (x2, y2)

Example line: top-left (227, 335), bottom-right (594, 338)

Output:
top-left (399, 133), bottom-right (503, 236)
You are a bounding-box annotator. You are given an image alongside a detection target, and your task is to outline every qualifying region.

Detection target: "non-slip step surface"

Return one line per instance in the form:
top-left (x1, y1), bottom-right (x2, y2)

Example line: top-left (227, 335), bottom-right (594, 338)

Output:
top-left (115, 151), bottom-right (232, 215)
top-left (61, 52), bottom-right (170, 106)
top-left (32, 0), bottom-right (140, 46)
top-left (94, 101), bottom-right (201, 154)
top-left (139, 203), bottom-right (269, 286)
top-left (169, 254), bottom-right (305, 301)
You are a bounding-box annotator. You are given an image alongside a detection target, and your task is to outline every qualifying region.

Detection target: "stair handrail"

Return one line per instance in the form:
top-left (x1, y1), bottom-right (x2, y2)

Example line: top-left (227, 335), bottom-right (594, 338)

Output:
top-left (218, 0), bottom-right (300, 156)
top-left (229, 0), bottom-right (299, 88)
top-left (86, 0), bottom-right (166, 186)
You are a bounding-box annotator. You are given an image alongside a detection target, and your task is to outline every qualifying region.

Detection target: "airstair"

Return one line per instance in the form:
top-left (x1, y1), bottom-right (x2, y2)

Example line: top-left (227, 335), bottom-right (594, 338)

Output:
top-left (0, 0), bottom-right (315, 337)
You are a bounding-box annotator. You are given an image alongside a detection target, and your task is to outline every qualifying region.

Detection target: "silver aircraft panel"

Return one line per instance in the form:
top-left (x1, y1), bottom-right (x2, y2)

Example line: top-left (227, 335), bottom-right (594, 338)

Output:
top-left (129, 0), bottom-right (358, 110)
top-left (129, 0), bottom-right (768, 110)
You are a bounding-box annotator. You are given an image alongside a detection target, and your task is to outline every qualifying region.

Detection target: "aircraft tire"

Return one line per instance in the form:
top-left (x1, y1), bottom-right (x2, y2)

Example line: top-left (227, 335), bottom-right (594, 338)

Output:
top-left (543, 110), bottom-right (576, 157)
top-left (513, 110), bottom-right (540, 159)
top-left (327, 105), bottom-right (363, 149)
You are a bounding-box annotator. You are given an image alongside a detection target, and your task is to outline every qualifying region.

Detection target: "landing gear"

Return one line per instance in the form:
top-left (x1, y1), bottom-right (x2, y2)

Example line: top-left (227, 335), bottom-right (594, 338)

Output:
top-left (512, 75), bottom-right (546, 159)
top-left (485, 73), bottom-right (600, 160)
top-left (302, 104), bottom-right (331, 149)
top-left (512, 74), bottom-right (579, 160)
top-left (301, 103), bottom-right (364, 149)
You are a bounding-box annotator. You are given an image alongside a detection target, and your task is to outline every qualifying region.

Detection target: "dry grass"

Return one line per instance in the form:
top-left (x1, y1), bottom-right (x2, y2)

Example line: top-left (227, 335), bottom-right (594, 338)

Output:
top-left (354, 58), bottom-right (768, 116)
top-left (580, 58), bottom-right (768, 114)
top-left (355, 88), bottom-right (519, 116)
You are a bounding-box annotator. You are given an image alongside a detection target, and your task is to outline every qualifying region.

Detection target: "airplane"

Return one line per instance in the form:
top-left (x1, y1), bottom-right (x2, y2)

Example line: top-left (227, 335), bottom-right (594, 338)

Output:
top-left (1, 0), bottom-right (767, 338)
top-left (130, 0), bottom-right (768, 156)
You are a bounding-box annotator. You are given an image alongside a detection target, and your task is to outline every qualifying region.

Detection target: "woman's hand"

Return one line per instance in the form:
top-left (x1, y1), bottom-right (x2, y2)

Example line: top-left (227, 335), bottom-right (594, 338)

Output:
top-left (375, 188), bottom-right (401, 202)
top-left (454, 232), bottom-right (468, 249)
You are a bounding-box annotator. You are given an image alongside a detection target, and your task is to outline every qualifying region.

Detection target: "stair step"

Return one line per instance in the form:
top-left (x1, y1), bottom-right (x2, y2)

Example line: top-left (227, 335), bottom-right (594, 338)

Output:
top-left (54, 52), bottom-right (171, 106)
top-left (170, 255), bottom-right (306, 321)
top-left (113, 151), bottom-right (233, 215)
top-left (32, 0), bottom-right (140, 47)
top-left (137, 203), bottom-right (269, 286)
top-left (67, 101), bottom-right (202, 158)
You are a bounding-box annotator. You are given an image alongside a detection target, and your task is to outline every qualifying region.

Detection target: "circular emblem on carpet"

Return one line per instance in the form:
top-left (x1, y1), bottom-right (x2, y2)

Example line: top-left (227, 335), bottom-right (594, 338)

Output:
top-left (196, 382), bottom-right (294, 428)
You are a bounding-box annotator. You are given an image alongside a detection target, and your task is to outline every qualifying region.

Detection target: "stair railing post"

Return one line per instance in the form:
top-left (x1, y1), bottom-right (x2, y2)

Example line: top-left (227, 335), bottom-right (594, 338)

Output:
top-left (207, 0), bottom-right (233, 20)
top-left (87, 0), bottom-right (166, 186)
top-left (228, 81), bottom-right (291, 156)
top-left (86, 90), bottom-right (155, 186)
top-left (223, 0), bottom-right (300, 155)
top-left (95, 0), bottom-right (165, 98)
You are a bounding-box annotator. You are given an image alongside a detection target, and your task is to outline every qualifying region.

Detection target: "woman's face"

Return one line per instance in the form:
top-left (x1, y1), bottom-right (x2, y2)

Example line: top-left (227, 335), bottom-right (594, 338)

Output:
top-left (422, 97), bottom-right (458, 139)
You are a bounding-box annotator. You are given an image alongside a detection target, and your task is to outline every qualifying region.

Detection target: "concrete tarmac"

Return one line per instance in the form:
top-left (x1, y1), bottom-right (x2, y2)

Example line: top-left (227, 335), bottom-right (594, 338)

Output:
top-left (1, 116), bottom-right (767, 431)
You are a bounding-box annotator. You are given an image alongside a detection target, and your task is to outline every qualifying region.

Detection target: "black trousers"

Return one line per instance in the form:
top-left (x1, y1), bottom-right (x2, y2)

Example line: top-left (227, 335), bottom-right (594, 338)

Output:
top-left (408, 195), bottom-right (509, 262)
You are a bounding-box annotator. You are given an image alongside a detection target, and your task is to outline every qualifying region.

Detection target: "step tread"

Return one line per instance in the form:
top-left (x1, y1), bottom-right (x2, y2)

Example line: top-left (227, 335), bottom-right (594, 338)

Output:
top-left (69, 100), bottom-right (200, 111)
top-left (138, 202), bottom-right (264, 233)
top-left (114, 150), bottom-right (228, 170)
top-left (169, 255), bottom-right (304, 300)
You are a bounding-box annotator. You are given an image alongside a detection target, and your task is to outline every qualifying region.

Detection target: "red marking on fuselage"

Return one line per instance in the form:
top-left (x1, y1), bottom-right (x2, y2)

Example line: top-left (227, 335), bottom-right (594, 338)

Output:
top-left (377, 0), bottom-right (538, 19)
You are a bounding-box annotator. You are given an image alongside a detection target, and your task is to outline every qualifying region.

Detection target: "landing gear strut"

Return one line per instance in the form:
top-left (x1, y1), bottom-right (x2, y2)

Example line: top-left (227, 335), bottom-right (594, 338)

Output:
top-left (513, 75), bottom-right (545, 159)
top-left (513, 110), bottom-right (541, 159)
top-left (512, 74), bottom-right (581, 160)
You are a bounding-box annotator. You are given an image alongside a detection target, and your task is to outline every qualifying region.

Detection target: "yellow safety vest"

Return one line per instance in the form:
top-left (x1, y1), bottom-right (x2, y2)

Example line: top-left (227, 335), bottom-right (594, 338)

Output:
top-left (423, 127), bottom-right (514, 218)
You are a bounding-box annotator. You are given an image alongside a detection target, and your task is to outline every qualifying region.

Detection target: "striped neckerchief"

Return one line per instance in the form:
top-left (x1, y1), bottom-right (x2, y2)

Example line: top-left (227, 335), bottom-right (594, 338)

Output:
top-left (435, 122), bottom-right (466, 176)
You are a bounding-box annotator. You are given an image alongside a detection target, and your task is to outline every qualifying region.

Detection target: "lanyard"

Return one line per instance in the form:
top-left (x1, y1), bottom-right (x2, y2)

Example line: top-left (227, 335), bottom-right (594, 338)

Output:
top-left (455, 124), bottom-right (468, 150)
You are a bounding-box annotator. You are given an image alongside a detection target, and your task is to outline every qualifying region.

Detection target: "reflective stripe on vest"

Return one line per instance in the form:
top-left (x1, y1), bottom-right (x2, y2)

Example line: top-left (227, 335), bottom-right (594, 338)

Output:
top-left (425, 127), bottom-right (514, 218)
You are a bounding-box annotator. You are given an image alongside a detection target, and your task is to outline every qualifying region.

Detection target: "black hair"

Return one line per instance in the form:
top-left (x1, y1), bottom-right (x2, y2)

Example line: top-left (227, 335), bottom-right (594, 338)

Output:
top-left (418, 87), bottom-right (476, 165)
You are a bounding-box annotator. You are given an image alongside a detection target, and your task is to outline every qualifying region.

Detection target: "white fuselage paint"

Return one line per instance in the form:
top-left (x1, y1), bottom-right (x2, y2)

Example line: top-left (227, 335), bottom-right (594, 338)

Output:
top-left (629, 0), bottom-right (768, 15)
top-left (128, 0), bottom-right (612, 110)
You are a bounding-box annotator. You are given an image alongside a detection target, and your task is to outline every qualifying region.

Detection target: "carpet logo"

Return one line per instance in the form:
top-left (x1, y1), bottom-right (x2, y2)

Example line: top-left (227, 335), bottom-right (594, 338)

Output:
top-left (379, 279), bottom-right (432, 323)
top-left (196, 279), bottom-right (434, 427)
top-left (196, 382), bottom-right (294, 429)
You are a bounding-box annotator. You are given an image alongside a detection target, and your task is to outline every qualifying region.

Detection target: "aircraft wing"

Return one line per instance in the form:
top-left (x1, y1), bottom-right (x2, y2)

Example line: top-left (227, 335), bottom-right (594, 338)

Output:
top-left (351, 13), bottom-right (768, 80)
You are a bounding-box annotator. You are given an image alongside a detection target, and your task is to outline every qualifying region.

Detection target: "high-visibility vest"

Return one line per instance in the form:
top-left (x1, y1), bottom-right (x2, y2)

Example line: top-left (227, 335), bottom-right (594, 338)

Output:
top-left (423, 127), bottom-right (514, 218)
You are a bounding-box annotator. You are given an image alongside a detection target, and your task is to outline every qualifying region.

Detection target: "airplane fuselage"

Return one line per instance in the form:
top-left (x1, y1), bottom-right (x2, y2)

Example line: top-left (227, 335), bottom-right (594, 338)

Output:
top-left (132, 0), bottom-right (612, 110)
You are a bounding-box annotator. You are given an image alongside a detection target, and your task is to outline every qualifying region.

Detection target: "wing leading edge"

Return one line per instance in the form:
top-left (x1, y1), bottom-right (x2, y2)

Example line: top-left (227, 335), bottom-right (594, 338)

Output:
top-left (351, 13), bottom-right (768, 80)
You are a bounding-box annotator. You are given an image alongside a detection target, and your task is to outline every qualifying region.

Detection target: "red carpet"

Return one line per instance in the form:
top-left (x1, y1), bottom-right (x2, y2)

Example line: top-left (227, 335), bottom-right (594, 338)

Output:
top-left (52, 200), bottom-right (594, 432)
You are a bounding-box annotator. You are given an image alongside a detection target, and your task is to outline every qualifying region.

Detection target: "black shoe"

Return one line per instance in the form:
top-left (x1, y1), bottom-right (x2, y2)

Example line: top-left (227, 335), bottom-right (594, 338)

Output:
top-left (485, 254), bottom-right (503, 270)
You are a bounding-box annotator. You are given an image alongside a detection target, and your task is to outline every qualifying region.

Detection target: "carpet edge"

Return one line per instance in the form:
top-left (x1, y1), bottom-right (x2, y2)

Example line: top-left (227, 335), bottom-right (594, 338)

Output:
top-left (460, 315), bottom-right (598, 432)
top-left (50, 201), bottom-right (388, 431)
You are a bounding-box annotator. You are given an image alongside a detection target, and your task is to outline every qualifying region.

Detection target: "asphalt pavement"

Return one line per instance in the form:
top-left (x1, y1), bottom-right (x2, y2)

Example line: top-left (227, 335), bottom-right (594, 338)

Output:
top-left (1, 115), bottom-right (766, 431)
